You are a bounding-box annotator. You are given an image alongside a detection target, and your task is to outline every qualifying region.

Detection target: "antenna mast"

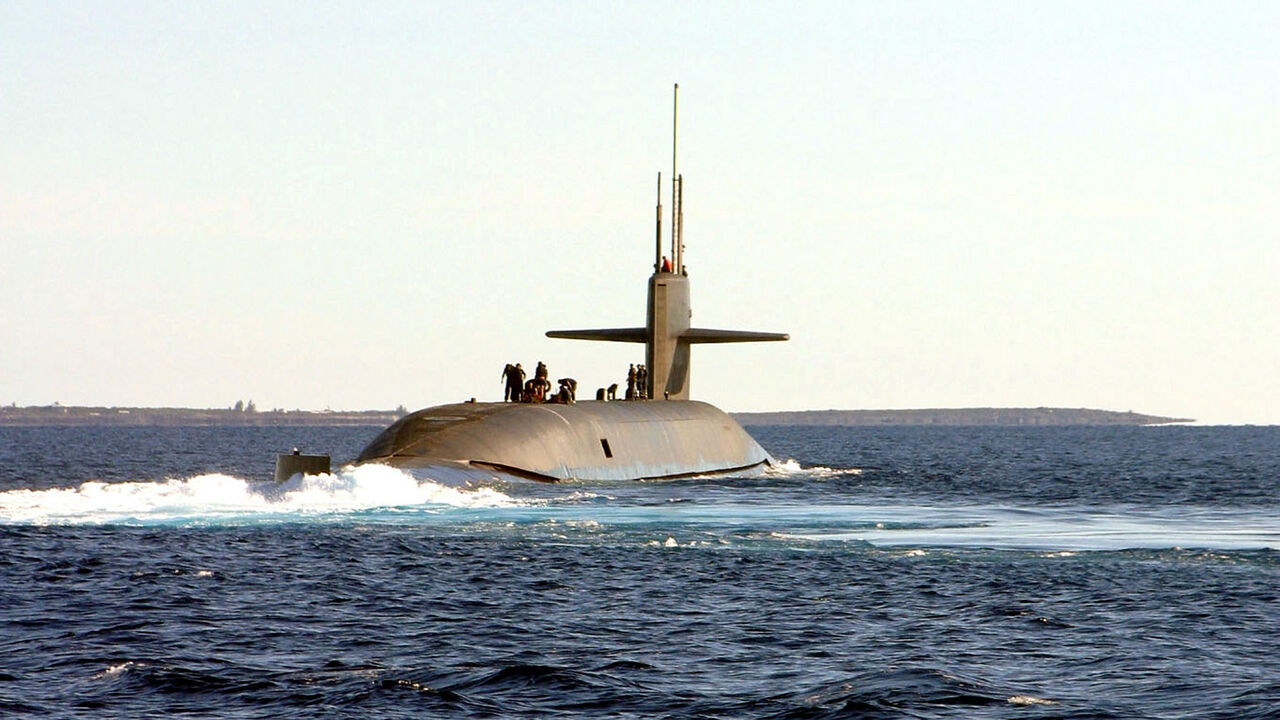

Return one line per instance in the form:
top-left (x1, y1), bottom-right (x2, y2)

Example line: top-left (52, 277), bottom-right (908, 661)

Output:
top-left (654, 173), bottom-right (662, 271)
top-left (671, 83), bottom-right (682, 274)
top-left (677, 172), bottom-right (684, 272)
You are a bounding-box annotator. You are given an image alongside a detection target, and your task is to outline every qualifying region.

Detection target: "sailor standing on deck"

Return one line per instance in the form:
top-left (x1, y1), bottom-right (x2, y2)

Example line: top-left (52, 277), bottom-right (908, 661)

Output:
top-left (636, 364), bottom-right (648, 399)
top-left (626, 364), bottom-right (637, 400)
top-left (503, 363), bottom-right (525, 402)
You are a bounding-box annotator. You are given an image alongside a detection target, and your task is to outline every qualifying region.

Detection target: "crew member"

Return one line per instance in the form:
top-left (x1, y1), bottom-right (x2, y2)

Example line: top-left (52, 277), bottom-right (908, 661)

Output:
top-left (502, 363), bottom-right (525, 402)
top-left (551, 381), bottom-right (573, 404)
top-left (636, 364), bottom-right (648, 400)
top-left (661, 256), bottom-right (672, 272)
top-left (626, 364), bottom-right (637, 400)
top-left (535, 361), bottom-right (548, 382)
top-left (524, 378), bottom-right (550, 403)
top-left (557, 378), bottom-right (577, 403)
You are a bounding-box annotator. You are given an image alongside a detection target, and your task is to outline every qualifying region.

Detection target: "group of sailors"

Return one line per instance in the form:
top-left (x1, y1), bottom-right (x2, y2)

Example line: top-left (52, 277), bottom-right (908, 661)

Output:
top-left (500, 361), bottom-right (650, 404)
top-left (502, 362), bottom-right (577, 404)
top-left (624, 363), bottom-right (649, 400)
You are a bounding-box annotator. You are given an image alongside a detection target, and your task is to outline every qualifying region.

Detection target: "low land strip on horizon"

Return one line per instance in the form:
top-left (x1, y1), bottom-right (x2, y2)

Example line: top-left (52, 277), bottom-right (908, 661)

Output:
top-left (732, 408), bottom-right (1192, 427)
top-left (0, 405), bottom-right (1191, 427)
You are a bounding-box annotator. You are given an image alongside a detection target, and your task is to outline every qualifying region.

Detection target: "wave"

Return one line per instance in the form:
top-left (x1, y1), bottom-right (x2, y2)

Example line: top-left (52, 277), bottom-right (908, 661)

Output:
top-left (778, 667), bottom-right (1016, 714)
top-left (0, 464), bottom-right (521, 526)
top-left (779, 504), bottom-right (1280, 552)
top-left (765, 458), bottom-right (861, 478)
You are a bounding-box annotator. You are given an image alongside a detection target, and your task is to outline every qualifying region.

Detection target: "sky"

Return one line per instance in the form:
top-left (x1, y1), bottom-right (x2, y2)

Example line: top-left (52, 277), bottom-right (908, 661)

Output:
top-left (1, 1), bottom-right (1276, 424)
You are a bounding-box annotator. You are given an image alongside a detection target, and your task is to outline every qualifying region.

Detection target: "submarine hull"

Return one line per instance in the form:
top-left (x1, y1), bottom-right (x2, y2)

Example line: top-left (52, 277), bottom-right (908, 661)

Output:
top-left (355, 400), bottom-right (771, 482)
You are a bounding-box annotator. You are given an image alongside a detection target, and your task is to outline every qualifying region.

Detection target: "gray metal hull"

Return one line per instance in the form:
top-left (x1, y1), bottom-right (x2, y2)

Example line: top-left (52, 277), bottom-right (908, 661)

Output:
top-left (355, 400), bottom-right (771, 482)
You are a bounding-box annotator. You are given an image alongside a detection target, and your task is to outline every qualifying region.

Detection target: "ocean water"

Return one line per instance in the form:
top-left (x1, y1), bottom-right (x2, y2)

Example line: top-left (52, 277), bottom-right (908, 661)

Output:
top-left (1, 424), bottom-right (1277, 718)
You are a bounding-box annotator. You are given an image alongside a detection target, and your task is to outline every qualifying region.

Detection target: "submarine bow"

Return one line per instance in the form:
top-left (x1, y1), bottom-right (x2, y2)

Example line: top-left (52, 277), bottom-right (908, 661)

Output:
top-left (356, 401), bottom-right (771, 482)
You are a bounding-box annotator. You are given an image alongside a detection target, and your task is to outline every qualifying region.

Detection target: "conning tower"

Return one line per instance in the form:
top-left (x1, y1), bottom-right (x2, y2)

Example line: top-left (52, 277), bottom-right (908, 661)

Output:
top-left (547, 84), bottom-right (787, 399)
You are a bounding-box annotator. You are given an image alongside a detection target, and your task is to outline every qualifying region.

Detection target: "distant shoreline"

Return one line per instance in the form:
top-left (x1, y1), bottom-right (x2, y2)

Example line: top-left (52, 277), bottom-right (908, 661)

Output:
top-left (732, 408), bottom-right (1193, 427)
top-left (0, 406), bottom-right (404, 427)
top-left (0, 405), bottom-right (1191, 427)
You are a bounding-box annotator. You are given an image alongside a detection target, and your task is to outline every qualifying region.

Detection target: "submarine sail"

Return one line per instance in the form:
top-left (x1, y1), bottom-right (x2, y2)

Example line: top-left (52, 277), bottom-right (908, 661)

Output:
top-left (547, 84), bottom-right (787, 401)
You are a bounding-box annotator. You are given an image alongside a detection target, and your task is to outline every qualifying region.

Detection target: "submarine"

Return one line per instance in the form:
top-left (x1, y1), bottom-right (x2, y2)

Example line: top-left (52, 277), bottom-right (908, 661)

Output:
top-left (280, 86), bottom-right (787, 483)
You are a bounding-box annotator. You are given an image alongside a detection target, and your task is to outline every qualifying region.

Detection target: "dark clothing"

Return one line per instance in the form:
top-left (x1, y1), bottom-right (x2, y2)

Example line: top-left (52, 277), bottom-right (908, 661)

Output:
top-left (557, 378), bottom-right (577, 403)
top-left (503, 364), bottom-right (526, 402)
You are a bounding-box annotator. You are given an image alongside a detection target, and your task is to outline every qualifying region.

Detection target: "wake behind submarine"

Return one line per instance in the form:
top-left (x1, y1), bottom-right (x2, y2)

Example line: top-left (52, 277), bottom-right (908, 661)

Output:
top-left (279, 86), bottom-right (787, 483)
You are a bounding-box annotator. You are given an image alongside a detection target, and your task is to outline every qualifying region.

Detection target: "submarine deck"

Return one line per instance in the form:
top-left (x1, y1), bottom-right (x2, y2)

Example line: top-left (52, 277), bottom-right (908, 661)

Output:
top-left (356, 400), bottom-right (772, 482)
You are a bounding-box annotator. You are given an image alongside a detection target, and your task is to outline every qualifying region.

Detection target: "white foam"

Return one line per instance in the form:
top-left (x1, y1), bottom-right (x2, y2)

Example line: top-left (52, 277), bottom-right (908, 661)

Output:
top-left (93, 662), bottom-right (139, 679)
top-left (765, 459), bottom-right (859, 478)
top-left (0, 464), bottom-right (521, 526)
top-left (561, 490), bottom-right (613, 502)
top-left (1007, 695), bottom-right (1056, 706)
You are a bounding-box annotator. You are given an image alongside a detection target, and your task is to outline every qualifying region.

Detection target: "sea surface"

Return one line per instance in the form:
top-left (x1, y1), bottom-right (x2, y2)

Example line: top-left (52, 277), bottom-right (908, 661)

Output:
top-left (1, 424), bottom-right (1278, 718)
